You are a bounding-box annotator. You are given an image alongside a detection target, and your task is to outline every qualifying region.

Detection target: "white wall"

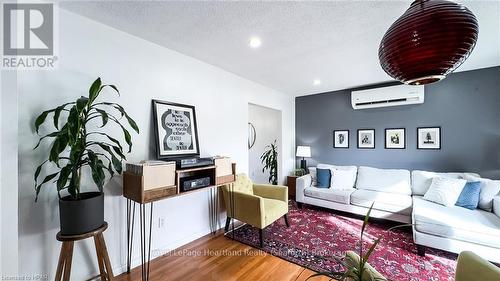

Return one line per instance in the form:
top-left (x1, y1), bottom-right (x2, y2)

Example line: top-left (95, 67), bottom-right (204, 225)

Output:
top-left (1, 71), bottom-right (19, 277)
top-left (248, 104), bottom-right (282, 184)
top-left (16, 9), bottom-right (294, 280)
top-left (0, 72), bottom-right (2, 276)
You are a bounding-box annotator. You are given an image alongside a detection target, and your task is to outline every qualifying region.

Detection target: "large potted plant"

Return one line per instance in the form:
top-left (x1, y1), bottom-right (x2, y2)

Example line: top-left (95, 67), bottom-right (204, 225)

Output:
top-left (33, 77), bottom-right (139, 235)
top-left (260, 139), bottom-right (278, 185)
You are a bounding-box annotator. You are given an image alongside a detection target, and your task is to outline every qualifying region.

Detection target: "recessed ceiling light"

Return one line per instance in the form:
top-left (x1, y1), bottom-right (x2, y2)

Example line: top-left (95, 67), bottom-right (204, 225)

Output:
top-left (313, 79), bottom-right (321, 85)
top-left (249, 37), bottom-right (262, 48)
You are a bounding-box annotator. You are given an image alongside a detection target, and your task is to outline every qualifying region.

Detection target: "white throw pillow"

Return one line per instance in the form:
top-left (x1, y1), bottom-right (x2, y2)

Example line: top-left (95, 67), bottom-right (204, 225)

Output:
top-left (423, 177), bottom-right (467, 207)
top-left (330, 168), bottom-right (356, 191)
top-left (464, 175), bottom-right (500, 212)
top-left (308, 167), bottom-right (317, 187)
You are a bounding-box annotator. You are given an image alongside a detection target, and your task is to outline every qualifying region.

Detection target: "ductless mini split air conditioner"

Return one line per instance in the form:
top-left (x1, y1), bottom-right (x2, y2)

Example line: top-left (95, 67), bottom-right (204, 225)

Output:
top-left (351, 84), bottom-right (424, 110)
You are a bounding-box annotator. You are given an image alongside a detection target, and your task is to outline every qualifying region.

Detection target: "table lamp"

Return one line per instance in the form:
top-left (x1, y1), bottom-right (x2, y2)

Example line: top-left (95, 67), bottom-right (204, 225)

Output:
top-left (296, 146), bottom-right (311, 171)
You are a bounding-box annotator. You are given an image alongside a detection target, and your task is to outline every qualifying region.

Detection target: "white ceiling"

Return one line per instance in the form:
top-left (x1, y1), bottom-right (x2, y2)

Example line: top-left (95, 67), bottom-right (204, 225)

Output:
top-left (60, 1), bottom-right (500, 96)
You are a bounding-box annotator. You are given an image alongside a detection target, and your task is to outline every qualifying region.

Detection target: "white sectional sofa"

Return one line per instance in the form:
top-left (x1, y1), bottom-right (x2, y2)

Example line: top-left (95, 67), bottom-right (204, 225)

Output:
top-left (295, 164), bottom-right (500, 263)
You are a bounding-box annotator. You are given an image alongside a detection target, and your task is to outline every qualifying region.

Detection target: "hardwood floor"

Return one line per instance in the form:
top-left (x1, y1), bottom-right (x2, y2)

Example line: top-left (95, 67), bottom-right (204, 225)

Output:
top-left (115, 230), bottom-right (331, 281)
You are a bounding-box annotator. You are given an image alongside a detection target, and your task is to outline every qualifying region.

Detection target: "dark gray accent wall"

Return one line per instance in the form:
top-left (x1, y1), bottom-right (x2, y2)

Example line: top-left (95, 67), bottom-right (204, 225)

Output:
top-left (296, 66), bottom-right (500, 178)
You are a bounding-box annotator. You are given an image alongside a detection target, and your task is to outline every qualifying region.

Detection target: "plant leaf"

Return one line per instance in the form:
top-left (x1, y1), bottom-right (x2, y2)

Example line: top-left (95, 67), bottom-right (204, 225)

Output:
top-left (34, 160), bottom-right (48, 184)
top-left (87, 132), bottom-right (123, 151)
top-left (88, 151), bottom-right (105, 189)
top-left (76, 96), bottom-right (89, 112)
top-left (34, 111), bottom-right (49, 134)
top-left (121, 125), bottom-right (132, 152)
top-left (95, 109), bottom-right (109, 127)
top-left (88, 77), bottom-right (102, 104)
top-left (112, 145), bottom-right (126, 160)
top-left (67, 106), bottom-right (80, 145)
top-left (52, 102), bottom-right (73, 129)
top-left (101, 84), bottom-right (120, 96)
top-left (48, 134), bottom-right (68, 164)
top-left (35, 172), bottom-right (59, 201)
top-left (111, 153), bottom-right (122, 173)
top-left (57, 165), bottom-right (72, 190)
top-left (125, 114), bottom-right (139, 134)
top-left (33, 131), bottom-right (59, 149)
top-left (361, 203), bottom-right (374, 241)
top-left (362, 237), bottom-right (381, 264)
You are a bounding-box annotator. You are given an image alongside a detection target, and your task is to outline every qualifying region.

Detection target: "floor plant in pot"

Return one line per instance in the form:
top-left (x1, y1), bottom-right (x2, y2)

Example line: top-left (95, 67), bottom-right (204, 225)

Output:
top-left (33, 77), bottom-right (139, 235)
top-left (260, 139), bottom-right (278, 185)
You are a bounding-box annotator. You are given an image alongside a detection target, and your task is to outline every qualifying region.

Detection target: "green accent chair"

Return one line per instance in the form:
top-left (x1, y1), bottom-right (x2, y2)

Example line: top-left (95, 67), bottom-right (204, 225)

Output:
top-left (221, 173), bottom-right (289, 247)
top-left (455, 251), bottom-right (500, 281)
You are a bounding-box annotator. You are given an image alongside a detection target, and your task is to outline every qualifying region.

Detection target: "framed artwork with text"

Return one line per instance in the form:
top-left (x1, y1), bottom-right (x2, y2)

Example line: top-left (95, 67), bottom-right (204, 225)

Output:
top-left (152, 100), bottom-right (200, 159)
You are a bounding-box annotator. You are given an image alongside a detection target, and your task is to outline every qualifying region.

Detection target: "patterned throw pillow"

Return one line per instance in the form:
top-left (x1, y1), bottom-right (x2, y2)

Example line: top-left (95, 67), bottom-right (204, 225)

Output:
top-left (455, 181), bottom-right (481, 210)
top-left (423, 177), bottom-right (467, 207)
top-left (308, 167), bottom-right (317, 186)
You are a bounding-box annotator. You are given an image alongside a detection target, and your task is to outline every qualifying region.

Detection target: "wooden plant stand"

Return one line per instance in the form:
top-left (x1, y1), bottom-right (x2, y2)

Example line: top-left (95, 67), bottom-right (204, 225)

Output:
top-left (55, 222), bottom-right (114, 281)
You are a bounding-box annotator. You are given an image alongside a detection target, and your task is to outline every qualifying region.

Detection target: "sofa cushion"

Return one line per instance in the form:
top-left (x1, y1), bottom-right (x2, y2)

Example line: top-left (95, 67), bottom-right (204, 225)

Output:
top-left (356, 166), bottom-right (411, 195)
top-left (411, 170), bottom-right (480, 196)
top-left (413, 196), bottom-right (500, 248)
top-left (350, 190), bottom-right (412, 215)
top-left (463, 175), bottom-right (500, 212)
top-left (423, 177), bottom-right (467, 207)
top-left (304, 186), bottom-right (354, 204)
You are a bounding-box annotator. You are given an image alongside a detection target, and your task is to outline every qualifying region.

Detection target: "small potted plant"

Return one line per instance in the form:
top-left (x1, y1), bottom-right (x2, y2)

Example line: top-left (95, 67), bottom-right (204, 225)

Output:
top-left (33, 77), bottom-right (139, 235)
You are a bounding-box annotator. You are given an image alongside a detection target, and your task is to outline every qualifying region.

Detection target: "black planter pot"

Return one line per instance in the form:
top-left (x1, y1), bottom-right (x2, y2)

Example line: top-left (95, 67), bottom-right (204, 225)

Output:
top-left (59, 192), bottom-right (104, 235)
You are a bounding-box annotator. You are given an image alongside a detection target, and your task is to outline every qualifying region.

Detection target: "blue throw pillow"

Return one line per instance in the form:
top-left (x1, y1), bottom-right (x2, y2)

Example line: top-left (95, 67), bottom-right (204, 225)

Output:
top-left (316, 168), bottom-right (331, 188)
top-left (455, 181), bottom-right (481, 210)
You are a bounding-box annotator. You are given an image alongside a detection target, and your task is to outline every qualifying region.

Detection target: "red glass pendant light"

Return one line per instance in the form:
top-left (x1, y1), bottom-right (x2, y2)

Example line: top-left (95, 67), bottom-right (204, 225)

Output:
top-left (379, 0), bottom-right (478, 85)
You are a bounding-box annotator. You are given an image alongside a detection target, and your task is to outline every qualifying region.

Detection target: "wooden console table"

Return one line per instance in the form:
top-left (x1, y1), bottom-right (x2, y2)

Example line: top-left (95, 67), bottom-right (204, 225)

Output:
top-left (123, 163), bottom-right (236, 281)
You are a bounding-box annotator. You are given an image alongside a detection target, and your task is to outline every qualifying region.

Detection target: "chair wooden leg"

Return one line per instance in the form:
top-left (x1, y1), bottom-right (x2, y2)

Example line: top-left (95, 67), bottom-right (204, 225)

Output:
top-left (94, 235), bottom-right (107, 280)
top-left (98, 234), bottom-right (114, 280)
top-left (284, 214), bottom-right (290, 227)
top-left (259, 229), bottom-right (264, 248)
top-left (62, 242), bottom-right (74, 281)
top-left (225, 217), bottom-right (231, 232)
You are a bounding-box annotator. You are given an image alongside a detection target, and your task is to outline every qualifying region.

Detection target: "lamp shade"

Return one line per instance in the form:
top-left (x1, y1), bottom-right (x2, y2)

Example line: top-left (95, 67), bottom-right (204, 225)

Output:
top-left (296, 146), bottom-right (311, 158)
top-left (379, 0), bottom-right (478, 85)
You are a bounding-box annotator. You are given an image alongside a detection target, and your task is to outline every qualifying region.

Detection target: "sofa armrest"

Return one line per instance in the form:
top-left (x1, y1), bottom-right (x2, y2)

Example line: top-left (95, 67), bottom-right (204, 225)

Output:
top-left (253, 184), bottom-right (288, 203)
top-left (296, 174), bottom-right (311, 203)
top-left (493, 195), bottom-right (500, 218)
top-left (455, 251), bottom-right (500, 281)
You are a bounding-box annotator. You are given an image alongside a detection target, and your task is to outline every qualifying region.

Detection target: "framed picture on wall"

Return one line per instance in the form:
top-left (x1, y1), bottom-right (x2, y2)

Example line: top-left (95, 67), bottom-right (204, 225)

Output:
top-left (357, 129), bottom-right (375, 149)
top-left (152, 100), bottom-right (200, 159)
top-left (385, 128), bottom-right (406, 149)
top-left (417, 127), bottom-right (441, 150)
top-left (333, 130), bottom-right (349, 148)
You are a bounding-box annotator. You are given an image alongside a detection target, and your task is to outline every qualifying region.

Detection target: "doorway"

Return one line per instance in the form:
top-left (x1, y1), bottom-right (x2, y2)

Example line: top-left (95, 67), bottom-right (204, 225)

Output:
top-left (248, 103), bottom-right (282, 184)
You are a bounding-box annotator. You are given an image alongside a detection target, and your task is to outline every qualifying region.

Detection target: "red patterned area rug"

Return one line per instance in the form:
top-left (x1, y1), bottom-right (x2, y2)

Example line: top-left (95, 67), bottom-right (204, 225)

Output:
top-left (226, 202), bottom-right (458, 281)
